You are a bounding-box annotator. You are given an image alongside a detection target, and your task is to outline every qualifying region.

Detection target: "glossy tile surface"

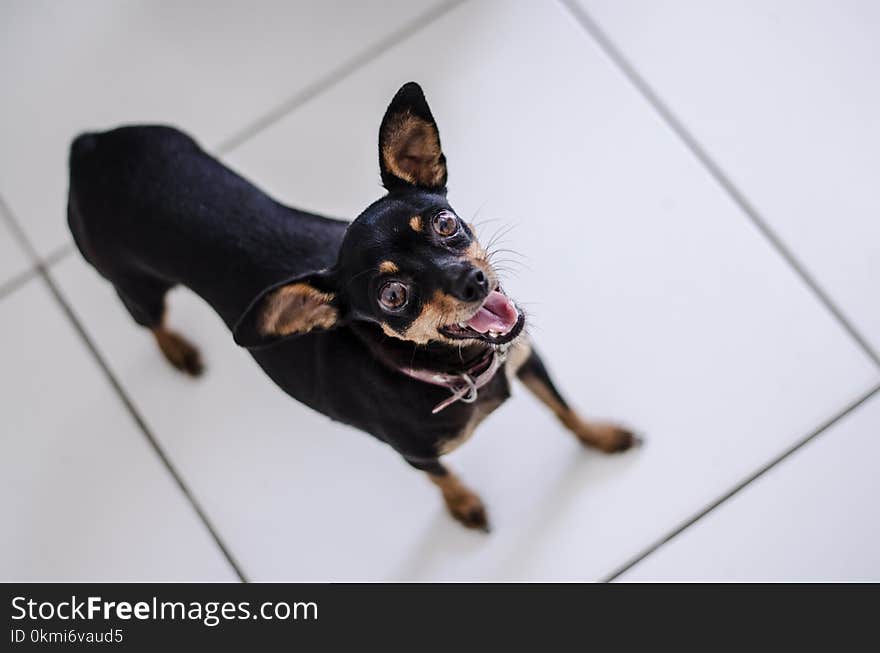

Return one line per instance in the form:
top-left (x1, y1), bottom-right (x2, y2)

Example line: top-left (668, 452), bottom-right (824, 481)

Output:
top-left (0, 281), bottom-right (237, 581)
top-left (53, 0), bottom-right (878, 580)
top-left (621, 391), bottom-right (880, 581)
top-left (580, 0), bottom-right (880, 355)
top-left (4, 0), bottom-right (879, 581)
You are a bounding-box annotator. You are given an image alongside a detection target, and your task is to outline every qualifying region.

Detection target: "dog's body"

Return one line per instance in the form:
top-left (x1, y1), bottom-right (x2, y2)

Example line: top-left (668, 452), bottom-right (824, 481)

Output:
top-left (68, 83), bottom-right (637, 530)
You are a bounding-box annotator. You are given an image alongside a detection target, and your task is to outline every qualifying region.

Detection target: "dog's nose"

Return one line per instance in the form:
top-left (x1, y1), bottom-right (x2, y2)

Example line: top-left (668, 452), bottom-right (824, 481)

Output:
top-left (452, 266), bottom-right (490, 302)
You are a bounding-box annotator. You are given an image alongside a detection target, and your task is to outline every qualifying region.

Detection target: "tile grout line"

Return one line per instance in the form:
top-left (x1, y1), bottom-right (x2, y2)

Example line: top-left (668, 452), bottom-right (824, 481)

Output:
top-left (0, 265), bottom-right (40, 302)
top-left (0, 242), bottom-right (76, 301)
top-left (0, 194), bottom-right (248, 582)
top-left (215, 0), bottom-right (469, 155)
top-left (44, 241), bottom-right (76, 266)
top-left (41, 269), bottom-right (250, 583)
top-left (0, 194), bottom-right (41, 262)
top-left (559, 0), bottom-right (880, 369)
top-left (601, 381), bottom-right (880, 582)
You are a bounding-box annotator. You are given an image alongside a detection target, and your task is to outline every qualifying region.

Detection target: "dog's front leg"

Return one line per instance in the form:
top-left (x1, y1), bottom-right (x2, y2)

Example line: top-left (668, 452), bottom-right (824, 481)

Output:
top-left (406, 456), bottom-right (489, 532)
top-left (516, 348), bottom-right (641, 453)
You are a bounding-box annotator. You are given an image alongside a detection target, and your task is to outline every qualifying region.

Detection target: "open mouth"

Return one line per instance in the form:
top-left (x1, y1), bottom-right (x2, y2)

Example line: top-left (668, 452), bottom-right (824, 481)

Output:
top-left (440, 287), bottom-right (525, 346)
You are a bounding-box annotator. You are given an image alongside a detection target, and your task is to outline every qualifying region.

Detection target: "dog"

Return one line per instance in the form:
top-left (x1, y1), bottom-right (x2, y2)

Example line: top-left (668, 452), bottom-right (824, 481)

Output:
top-left (67, 82), bottom-right (639, 531)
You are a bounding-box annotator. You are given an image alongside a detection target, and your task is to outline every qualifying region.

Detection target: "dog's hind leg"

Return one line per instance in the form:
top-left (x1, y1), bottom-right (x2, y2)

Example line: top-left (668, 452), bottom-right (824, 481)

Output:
top-left (115, 275), bottom-right (204, 377)
top-left (516, 348), bottom-right (639, 453)
top-left (152, 323), bottom-right (204, 377)
top-left (406, 457), bottom-right (489, 532)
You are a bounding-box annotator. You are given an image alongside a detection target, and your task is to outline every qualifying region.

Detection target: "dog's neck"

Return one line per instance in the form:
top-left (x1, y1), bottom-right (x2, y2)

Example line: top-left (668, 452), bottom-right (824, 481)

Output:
top-left (349, 322), bottom-right (492, 376)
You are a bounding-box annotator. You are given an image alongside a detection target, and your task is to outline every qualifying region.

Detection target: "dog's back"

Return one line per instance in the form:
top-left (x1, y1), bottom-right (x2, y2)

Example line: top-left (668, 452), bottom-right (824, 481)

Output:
top-left (68, 125), bottom-right (347, 328)
top-left (65, 125), bottom-right (408, 438)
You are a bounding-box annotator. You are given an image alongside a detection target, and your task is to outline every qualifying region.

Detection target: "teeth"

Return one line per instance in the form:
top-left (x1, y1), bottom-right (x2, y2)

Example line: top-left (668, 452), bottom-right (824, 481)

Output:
top-left (458, 322), bottom-right (466, 328)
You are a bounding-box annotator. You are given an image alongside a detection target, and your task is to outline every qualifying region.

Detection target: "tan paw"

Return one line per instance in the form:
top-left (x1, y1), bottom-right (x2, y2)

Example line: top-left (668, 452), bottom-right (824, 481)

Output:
top-left (446, 491), bottom-right (490, 532)
top-left (154, 328), bottom-right (204, 377)
top-left (576, 422), bottom-right (642, 453)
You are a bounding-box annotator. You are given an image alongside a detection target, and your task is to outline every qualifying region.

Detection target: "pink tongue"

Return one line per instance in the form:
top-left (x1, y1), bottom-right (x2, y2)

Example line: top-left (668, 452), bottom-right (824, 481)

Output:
top-left (466, 290), bottom-right (519, 334)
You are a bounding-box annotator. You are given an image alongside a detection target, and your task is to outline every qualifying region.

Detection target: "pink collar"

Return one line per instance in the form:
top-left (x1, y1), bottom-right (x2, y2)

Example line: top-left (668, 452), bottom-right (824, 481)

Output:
top-left (399, 347), bottom-right (507, 414)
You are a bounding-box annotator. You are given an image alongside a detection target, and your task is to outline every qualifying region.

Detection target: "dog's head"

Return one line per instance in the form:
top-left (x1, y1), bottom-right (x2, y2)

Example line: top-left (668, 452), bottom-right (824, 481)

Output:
top-left (234, 82), bottom-right (524, 349)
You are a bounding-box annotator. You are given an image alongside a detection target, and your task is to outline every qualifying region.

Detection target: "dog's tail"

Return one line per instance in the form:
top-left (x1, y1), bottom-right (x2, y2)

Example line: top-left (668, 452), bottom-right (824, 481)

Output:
top-left (70, 131), bottom-right (98, 163)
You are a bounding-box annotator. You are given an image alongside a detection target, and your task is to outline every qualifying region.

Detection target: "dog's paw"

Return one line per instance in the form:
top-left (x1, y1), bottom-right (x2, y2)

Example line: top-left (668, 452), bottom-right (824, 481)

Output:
top-left (154, 328), bottom-right (204, 377)
top-left (576, 422), bottom-right (642, 453)
top-left (447, 492), bottom-right (490, 532)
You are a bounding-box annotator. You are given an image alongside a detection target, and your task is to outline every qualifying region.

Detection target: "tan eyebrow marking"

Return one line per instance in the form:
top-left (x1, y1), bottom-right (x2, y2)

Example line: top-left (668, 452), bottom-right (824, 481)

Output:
top-left (379, 260), bottom-right (399, 274)
top-left (409, 215), bottom-right (423, 232)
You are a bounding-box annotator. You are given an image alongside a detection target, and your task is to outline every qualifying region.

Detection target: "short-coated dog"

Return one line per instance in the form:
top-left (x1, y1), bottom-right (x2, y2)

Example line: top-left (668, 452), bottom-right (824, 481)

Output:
top-left (68, 82), bottom-right (639, 531)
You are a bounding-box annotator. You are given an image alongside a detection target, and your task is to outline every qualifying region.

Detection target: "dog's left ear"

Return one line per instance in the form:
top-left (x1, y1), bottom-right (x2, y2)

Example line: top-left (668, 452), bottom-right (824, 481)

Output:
top-left (379, 82), bottom-right (447, 192)
top-left (233, 270), bottom-right (343, 348)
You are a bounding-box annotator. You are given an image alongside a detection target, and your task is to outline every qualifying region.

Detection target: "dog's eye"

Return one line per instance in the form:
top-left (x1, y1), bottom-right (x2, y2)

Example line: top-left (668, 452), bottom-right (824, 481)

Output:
top-left (432, 210), bottom-right (459, 237)
top-left (378, 281), bottom-right (408, 311)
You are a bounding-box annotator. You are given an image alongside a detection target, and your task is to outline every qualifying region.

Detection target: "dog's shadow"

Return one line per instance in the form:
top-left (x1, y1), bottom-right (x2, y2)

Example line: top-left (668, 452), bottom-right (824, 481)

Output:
top-left (389, 511), bottom-right (489, 581)
top-left (389, 447), bottom-right (642, 580)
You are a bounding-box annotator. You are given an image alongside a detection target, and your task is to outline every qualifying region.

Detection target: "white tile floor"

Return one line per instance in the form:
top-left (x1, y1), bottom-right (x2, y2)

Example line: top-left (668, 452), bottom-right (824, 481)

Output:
top-left (1, 0), bottom-right (878, 581)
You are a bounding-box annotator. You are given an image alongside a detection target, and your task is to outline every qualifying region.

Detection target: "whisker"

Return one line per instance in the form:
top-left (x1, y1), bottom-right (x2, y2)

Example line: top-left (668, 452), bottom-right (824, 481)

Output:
top-left (488, 256), bottom-right (529, 267)
top-left (487, 247), bottom-right (527, 259)
top-left (471, 216), bottom-right (506, 230)
top-left (481, 222), bottom-right (517, 252)
top-left (469, 200), bottom-right (490, 225)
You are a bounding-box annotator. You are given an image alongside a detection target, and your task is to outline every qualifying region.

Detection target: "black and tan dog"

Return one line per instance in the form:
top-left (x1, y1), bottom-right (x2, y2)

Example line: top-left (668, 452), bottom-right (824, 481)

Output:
top-left (68, 82), bottom-right (639, 531)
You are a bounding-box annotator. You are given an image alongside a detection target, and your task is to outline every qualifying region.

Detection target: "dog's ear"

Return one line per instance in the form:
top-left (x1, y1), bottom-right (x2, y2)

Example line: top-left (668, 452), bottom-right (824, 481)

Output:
top-left (379, 82), bottom-right (447, 192)
top-left (233, 270), bottom-right (343, 348)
